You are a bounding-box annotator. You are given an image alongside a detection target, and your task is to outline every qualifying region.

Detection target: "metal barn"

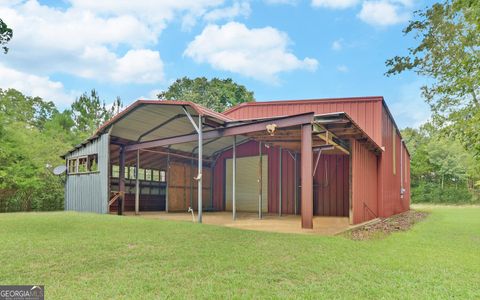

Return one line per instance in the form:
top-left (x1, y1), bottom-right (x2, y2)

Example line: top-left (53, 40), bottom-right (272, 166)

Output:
top-left (63, 97), bottom-right (410, 231)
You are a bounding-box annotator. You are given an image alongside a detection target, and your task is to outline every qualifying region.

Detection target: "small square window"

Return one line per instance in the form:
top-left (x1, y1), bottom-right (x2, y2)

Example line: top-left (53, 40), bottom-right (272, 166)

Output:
top-left (112, 165), bottom-right (119, 178)
top-left (138, 168), bottom-right (145, 180)
top-left (78, 157), bottom-right (88, 173)
top-left (68, 159), bottom-right (77, 174)
top-left (88, 154), bottom-right (98, 172)
top-left (160, 170), bottom-right (166, 182)
top-left (152, 170), bottom-right (160, 181)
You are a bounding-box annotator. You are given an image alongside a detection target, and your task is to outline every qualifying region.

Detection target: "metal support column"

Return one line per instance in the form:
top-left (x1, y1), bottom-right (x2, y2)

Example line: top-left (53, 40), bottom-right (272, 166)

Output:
top-left (301, 124), bottom-right (313, 229)
top-left (165, 150), bottom-right (170, 213)
top-left (258, 141), bottom-right (263, 219)
top-left (135, 149), bottom-right (140, 215)
top-left (232, 136), bottom-right (237, 220)
top-left (279, 147), bottom-right (282, 216)
top-left (118, 146), bottom-right (125, 215)
top-left (197, 115), bottom-right (203, 223)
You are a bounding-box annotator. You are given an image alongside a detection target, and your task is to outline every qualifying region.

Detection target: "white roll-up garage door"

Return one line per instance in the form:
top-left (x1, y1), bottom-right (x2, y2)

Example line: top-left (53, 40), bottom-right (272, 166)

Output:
top-left (225, 155), bottom-right (268, 212)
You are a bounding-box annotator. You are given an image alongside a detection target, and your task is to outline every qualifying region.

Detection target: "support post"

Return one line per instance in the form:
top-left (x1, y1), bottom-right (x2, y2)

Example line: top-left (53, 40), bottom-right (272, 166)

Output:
top-left (135, 149), bottom-right (140, 215)
top-left (294, 152), bottom-right (298, 215)
top-left (232, 136), bottom-right (237, 220)
top-left (165, 150), bottom-right (170, 213)
top-left (258, 141), bottom-right (263, 219)
top-left (279, 147), bottom-right (282, 216)
top-left (301, 124), bottom-right (313, 229)
top-left (197, 116), bottom-right (203, 223)
top-left (118, 146), bottom-right (125, 215)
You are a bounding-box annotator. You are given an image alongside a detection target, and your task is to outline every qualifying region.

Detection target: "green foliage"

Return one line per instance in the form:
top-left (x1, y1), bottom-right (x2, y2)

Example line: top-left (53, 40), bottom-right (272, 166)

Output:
top-left (402, 126), bottom-right (479, 203)
top-left (71, 90), bottom-right (122, 138)
top-left (157, 77), bottom-right (255, 112)
top-left (0, 18), bottom-right (13, 54)
top-left (0, 88), bottom-right (122, 212)
top-left (386, 0), bottom-right (480, 158)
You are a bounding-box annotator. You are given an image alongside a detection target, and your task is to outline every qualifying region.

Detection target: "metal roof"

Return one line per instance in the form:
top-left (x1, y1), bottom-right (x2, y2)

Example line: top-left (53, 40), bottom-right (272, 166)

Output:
top-left (63, 99), bottom-right (384, 159)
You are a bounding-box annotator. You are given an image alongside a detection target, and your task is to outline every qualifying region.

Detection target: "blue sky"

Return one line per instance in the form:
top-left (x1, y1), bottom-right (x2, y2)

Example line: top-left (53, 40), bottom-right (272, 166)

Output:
top-left (0, 0), bottom-right (435, 128)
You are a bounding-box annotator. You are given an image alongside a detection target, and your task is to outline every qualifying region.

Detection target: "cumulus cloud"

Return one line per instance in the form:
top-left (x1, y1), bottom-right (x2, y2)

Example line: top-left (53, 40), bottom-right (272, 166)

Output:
top-left (0, 63), bottom-right (75, 106)
top-left (264, 0), bottom-right (298, 5)
top-left (0, 0), bottom-right (227, 91)
top-left (311, 0), bottom-right (359, 9)
top-left (204, 1), bottom-right (251, 22)
top-left (184, 22), bottom-right (318, 82)
top-left (357, 0), bottom-right (410, 26)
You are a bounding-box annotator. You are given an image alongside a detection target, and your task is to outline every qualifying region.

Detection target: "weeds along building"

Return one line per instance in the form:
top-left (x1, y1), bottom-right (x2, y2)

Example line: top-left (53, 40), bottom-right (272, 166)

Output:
top-left (62, 96), bottom-right (410, 228)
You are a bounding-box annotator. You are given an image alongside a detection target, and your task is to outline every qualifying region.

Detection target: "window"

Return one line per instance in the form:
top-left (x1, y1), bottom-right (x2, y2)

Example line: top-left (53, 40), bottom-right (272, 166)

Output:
top-left (112, 165), bottom-right (119, 178)
top-left (138, 168), bottom-right (145, 180)
top-left (68, 159), bottom-right (77, 174)
top-left (152, 170), bottom-right (160, 181)
top-left (78, 156), bottom-right (88, 173)
top-left (145, 169), bottom-right (152, 181)
top-left (129, 166), bottom-right (135, 179)
top-left (160, 170), bottom-right (166, 182)
top-left (88, 154), bottom-right (98, 172)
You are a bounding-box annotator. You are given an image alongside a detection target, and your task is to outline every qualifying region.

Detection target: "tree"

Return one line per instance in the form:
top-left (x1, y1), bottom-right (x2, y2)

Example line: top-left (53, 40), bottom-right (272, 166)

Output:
top-left (386, 0), bottom-right (480, 157)
top-left (157, 77), bottom-right (255, 112)
top-left (71, 90), bottom-right (122, 137)
top-left (0, 18), bottom-right (13, 54)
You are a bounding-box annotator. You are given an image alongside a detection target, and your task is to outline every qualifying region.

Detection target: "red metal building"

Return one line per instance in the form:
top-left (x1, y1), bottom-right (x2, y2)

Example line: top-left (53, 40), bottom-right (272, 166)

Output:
top-left (63, 96), bottom-right (410, 229)
top-left (222, 97), bottom-right (411, 223)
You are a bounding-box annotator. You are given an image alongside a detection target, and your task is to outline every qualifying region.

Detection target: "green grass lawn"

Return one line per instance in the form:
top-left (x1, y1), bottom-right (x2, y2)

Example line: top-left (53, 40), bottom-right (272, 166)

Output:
top-left (0, 207), bottom-right (479, 299)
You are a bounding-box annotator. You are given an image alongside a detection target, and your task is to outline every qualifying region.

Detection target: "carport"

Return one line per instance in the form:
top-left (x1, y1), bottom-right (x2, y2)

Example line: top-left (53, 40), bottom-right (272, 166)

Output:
top-left (93, 100), bottom-right (382, 229)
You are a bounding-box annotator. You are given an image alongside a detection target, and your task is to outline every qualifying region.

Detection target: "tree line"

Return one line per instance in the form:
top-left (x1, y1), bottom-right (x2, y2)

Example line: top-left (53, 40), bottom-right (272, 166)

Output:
top-left (0, 89), bottom-right (121, 212)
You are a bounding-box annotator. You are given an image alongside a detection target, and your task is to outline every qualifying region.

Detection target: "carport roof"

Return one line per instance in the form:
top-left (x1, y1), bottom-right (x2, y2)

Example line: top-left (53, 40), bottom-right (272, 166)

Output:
top-left (63, 100), bottom-right (382, 158)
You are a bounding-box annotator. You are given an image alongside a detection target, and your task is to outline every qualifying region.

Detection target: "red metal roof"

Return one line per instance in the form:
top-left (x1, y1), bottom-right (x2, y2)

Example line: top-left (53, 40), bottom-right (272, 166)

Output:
top-left (223, 96), bottom-right (384, 116)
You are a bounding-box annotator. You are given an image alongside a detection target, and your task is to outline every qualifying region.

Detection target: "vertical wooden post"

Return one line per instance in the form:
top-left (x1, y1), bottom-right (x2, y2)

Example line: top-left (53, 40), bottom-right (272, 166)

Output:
top-left (258, 141), bottom-right (263, 219)
top-left (301, 124), bottom-right (313, 229)
top-left (294, 152), bottom-right (298, 215)
top-left (118, 145), bottom-right (125, 216)
top-left (232, 136), bottom-right (237, 220)
top-left (279, 147), bottom-right (282, 216)
top-left (135, 149), bottom-right (140, 215)
top-left (197, 115), bottom-right (203, 223)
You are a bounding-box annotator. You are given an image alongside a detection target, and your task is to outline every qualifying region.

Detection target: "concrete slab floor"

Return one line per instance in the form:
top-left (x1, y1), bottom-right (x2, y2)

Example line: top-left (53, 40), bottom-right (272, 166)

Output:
top-left (123, 211), bottom-right (350, 235)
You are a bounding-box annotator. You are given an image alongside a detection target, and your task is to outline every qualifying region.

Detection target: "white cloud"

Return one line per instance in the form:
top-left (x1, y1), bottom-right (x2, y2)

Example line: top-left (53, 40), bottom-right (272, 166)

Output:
top-left (357, 1), bottom-right (410, 26)
top-left (0, 0), bottom-right (226, 86)
top-left (204, 1), bottom-right (250, 22)
top-left (0, 63), bottom-right (75, 106)
top-left (312, 0), bottom-right (359, 9)
top-left (331, 39), bottom-right (343, 51)
top-left (265, 0), bottom-right (298, 5)
top-left (184, 22), bottom-right (318, 82)
top-left (336, 65), bottom-right (349, 72)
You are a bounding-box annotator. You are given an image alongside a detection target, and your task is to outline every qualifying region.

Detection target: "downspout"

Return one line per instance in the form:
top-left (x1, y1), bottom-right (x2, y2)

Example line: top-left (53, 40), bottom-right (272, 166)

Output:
top-left (400, 140), bottom-right (405, 199)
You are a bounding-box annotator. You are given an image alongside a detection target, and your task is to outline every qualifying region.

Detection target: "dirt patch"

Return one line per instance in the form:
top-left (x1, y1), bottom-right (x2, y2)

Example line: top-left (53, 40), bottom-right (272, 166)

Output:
top-left (345, 210), bottom-right (429, 240)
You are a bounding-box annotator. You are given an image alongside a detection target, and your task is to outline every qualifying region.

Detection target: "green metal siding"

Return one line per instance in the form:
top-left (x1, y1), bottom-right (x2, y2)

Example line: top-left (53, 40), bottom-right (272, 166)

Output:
top-left (64, 133), bottom-right (109, 213)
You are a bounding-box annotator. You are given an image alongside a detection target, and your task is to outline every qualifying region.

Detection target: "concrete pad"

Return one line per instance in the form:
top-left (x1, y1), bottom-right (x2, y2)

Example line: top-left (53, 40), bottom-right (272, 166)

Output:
top-left (124, 211), bottom-right (350, 235)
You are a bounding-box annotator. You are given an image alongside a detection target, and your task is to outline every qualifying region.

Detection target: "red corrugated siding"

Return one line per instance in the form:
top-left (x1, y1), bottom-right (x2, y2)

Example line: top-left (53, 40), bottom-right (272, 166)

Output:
top-left (224, 99), bottom-right (383, 146)
top-left (379, 108), bottom-right (410, 217)
top-left (213, 141), bottom-right (348, 216)
top-left (351, 139), bottom-right (378, 224)
top-left (313, 154), bottom-right (349, 216)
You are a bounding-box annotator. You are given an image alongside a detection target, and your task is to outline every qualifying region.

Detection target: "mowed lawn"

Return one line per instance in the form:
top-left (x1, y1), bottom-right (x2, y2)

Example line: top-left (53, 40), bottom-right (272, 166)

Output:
top-left (0, 207), bottom-right (479, 299)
